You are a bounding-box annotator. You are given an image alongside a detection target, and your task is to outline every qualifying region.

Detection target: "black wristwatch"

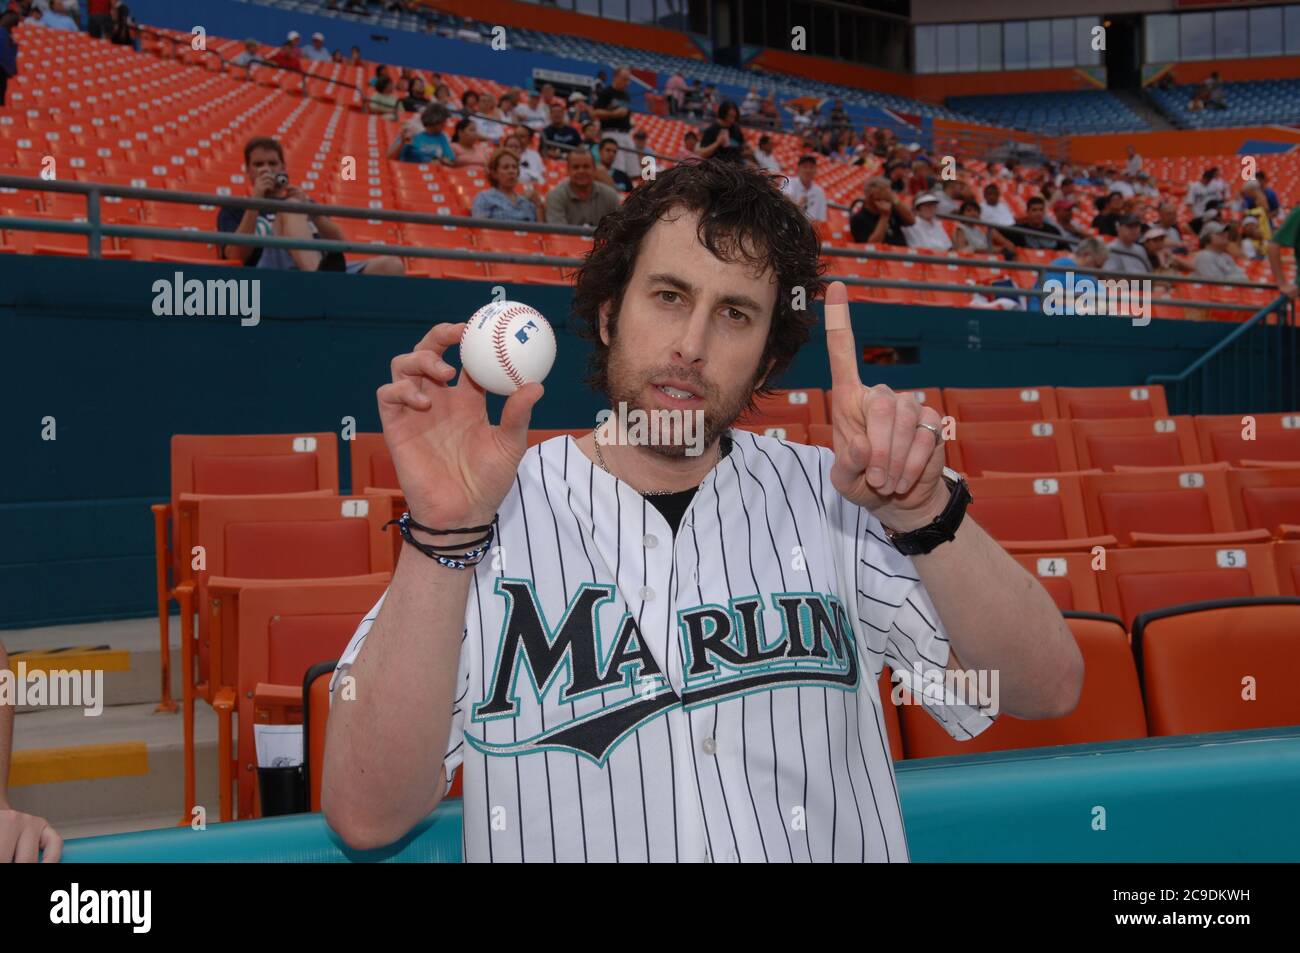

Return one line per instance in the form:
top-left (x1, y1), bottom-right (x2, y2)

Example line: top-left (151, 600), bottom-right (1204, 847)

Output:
top-left (881, 467), bottom-right (972, 556)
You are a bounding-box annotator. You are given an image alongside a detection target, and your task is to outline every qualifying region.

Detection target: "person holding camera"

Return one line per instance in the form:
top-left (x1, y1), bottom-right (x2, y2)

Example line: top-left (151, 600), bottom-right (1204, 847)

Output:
top-left (216, 137), bottom-right (405, 275)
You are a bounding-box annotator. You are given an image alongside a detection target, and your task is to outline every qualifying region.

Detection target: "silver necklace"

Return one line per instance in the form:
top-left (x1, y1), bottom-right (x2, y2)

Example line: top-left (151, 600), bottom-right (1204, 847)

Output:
top-left (591, 431), bottom-right (718, 496)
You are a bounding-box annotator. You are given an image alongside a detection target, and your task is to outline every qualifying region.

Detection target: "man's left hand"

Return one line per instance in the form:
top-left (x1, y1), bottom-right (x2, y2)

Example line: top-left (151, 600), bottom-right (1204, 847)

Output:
top-left (824, 281), bottom-right (949, 533)
top-left (0, 807), bottom-right (62, 863)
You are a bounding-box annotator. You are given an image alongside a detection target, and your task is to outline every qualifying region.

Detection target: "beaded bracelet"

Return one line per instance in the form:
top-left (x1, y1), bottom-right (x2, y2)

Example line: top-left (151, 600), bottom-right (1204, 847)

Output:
top-left (384, 512), bottom-right (498, 569)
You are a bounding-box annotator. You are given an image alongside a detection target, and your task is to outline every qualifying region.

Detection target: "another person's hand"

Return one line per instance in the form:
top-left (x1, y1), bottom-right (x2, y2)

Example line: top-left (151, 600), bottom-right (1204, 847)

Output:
top-left (252, 169), bottom-right (279, 199)
top-left (1280, 282), bottom-right (1298, 300)
top-left (0, 807), bottom-right (62, 863)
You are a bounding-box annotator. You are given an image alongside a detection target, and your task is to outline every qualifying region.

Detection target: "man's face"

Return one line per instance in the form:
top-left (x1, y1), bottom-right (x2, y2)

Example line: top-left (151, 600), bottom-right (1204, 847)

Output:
top-left (583, 122), bottom-right (600, 142)
top-left (1106, 195), bottom-right (1122, 212)
top-left (1144, 237), bottom-right (1165, 256)
top-left (1025, 203), bottom-right (1045, 226)
top-left (1210, 230), bottom-right (1228, 251)
top-left (684, 135), bottom-right (698, 151)
top-left (918, 202), bottom-right (937, 221)
top-left (312, 38), bottom-right (324, 50)
top-left (568, 150), bottom-right (595, 187)
top-left (798, 162), bottom-right (815, 186)
top-left (1119, 223), bottom-right (1140, 244)
top-left (613, 68), bottom-right (630, 90)
top-left (247, 147), bottom-right (285, 192)
top-left (480, 94), bottom-right (496, 113)
top-left (600, 141), bottom-right (617, 167)
top-left (600, 209), bottom-right (777, 457)
top-left (1159, 205), bottom-right (1176, 224)
top-left (983, 187), bottom-right (999, 205)
top-left (549, 103), bottom-right (565, 124)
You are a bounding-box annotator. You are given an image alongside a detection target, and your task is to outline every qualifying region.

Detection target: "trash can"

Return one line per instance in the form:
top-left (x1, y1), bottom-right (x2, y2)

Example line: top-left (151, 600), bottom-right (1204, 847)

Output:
top-left (257, 764), bottom-right (307, 817)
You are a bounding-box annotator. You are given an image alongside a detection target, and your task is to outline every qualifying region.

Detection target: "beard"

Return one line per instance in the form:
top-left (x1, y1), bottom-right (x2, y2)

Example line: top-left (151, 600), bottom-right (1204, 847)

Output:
top-left (604, 328), bottom-right (758, 459)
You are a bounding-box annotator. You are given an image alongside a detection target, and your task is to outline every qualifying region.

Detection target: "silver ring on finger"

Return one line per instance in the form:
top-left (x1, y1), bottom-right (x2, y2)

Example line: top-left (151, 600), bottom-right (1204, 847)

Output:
top-left (916, 421), bottom-right (942, 440)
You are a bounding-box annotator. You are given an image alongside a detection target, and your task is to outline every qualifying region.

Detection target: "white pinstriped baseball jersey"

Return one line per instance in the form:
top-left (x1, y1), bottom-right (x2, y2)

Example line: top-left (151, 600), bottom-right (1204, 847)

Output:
top-left (333, 430), bottom-right (996, 862)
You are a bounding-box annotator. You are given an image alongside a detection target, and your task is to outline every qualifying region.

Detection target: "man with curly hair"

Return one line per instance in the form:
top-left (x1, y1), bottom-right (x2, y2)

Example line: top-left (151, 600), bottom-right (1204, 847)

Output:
top-left (322, 159), bottom-right (1081, 862)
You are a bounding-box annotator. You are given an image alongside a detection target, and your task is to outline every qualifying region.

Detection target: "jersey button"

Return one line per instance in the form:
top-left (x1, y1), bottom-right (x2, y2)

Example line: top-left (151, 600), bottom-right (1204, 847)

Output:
top-left (701, 737), bottom-right (717, 755)
top-left (639, 586), bottom-right (655, 601)
top-left (642, 533), bottom-right (658, 549)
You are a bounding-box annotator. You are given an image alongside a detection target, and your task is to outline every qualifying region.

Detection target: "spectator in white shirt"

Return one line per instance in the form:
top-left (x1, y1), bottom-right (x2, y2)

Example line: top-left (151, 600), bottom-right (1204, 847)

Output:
top-left (1104, 215), bottom-right (1153, 274)
top-left (1125, 145), bottom-right (1142, 176)
top-left (513, 89), bottom-right (548, 132)
top-left (473, 92), bottom-right (508, 143)
top-left (753, 134), bottom-right (782, 174)
top-left (979, 183), bottom-right (1016, 227)
top-left (903, 192), bottom-right (952, 251)
top-left (301, 32), bottom-right (331, 62)
top-left (781, 155), bottom-right (827, 223)
top-left (1186, 167), bottom-right (1228, 219)
top-left (1194, 222), bottom-right (1246, 281)
top-left (1108, 173), bottom-right (1135, 199)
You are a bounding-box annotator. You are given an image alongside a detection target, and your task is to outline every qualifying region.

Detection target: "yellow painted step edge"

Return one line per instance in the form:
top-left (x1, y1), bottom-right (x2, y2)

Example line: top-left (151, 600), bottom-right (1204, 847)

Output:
top-left (8, 649), bottom-right (131, 674)
top-left (10, 741), bottom-right (148, 787)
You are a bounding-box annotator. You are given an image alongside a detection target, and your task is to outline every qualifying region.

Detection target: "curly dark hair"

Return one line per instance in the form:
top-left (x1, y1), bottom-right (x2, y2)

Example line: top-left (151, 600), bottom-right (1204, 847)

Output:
top-left (571, 158), bottom-right (826, 405)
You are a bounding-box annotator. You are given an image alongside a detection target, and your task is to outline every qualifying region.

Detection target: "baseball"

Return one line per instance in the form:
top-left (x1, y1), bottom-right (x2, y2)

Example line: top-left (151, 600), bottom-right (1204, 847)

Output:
top-left (458, 300), bottom-right (557, 396)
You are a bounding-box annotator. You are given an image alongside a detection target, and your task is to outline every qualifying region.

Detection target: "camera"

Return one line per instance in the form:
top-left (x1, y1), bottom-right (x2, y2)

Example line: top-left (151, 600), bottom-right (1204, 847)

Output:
top-left (273, 172), bottom-right (290, 190)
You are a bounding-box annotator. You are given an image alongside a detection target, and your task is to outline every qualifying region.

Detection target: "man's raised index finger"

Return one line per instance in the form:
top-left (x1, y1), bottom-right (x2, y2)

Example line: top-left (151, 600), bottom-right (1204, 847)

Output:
top-left (824, 281), bottom-right (859, 388)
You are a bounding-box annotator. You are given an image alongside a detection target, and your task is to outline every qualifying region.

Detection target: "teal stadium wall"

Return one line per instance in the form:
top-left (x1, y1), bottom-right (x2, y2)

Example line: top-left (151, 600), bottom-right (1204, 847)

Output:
top-left (1, 256), bottom-right (1232, 628)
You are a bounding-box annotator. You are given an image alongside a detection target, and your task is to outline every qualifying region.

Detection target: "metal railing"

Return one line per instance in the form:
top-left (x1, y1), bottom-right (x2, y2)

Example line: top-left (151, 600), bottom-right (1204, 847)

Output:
top-left (0, 174), bottom-right (1282, 316)
top-left (1148, 297), bottom-right (1299, 415)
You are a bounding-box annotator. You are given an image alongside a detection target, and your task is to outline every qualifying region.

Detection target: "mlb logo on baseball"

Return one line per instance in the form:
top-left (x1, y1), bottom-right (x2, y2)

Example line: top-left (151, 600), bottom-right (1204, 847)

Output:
top-left (460, 300), bottom-right (557, 396)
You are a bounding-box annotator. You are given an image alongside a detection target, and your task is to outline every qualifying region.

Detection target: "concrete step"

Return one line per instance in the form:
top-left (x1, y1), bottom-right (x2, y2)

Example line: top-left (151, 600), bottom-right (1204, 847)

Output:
top-left (4, 613), bottom-right (182, 711)
top-left (6, 700), bottom-right (219, 830)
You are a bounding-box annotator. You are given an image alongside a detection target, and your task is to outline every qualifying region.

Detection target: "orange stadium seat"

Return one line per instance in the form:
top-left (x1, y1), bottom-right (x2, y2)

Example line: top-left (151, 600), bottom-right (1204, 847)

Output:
top-left (1070, 416), bottom-right (1201, 470)
top-left (734, 422), bottom-right (808, 443)
top-left (898, 613), bottom-right (1145, 758)
top-left (1194, 412), bottom-right (1300, 466)
top-left (1133, 600), bottom-right (1300, 736)
top-left (737, 388), bottom-right (827, 427)
top-left (808, 423), bottom-right (833, 449)
top-left (967, 473), bottom-right (1115, 553)
top-left (944, 386), bottom-right (1059, 422)
top-left (946, 419), bottom-right (1078, 476)
top-left (177, 493), bottom-right (395, 822)
top-left (235, 579), bottom-right (391, 819)
top-left (528, 429), bottom-right (591, 447)
top-left (1276, 541), bottom-right (1300, 594)
top-left (1098, 543), bottom-right (1279, 627)
top-left (1012, 551), bottom-right (1103, 613)
top-left (1081, 467), bottom-right (1270, 547)
top-left (1225, 467), bottom-right (1300, 538)
top-left (151, 434), bottom-right (339, 711)
top-left (1055, 385), bottom-right (1169, 419)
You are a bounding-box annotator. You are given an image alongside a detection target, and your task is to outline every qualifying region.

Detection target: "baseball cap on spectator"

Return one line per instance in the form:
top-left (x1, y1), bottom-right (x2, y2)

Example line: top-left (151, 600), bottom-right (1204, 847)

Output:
top-left (569, 91), bottom-right (587, 103)
top-left (311, 32), bottom-right (324, 41)
top-left (1140, 227), bottom-right (1167, 242)
top-left (684, 130), bottom-right (699, 141)
top-left (1118, 214), bottom-right (1142, 228)
top-left (1052, 198), bottom-right (1077, 218)
top-left (914, 193), bottom-right (939, 208)
top-left (287, 30), bottom-right (300, 41)
top-left (1200, 221), bottom-right (1228, 239)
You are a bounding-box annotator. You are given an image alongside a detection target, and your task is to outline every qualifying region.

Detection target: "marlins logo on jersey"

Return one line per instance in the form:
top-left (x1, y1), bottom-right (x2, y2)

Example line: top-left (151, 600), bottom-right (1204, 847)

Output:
top-left (334, 430), bottom-right (995, 863)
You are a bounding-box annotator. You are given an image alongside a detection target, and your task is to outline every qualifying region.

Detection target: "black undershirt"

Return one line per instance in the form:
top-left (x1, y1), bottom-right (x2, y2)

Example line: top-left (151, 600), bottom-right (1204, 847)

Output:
top-left (645, 435), bottom-right (732, 535)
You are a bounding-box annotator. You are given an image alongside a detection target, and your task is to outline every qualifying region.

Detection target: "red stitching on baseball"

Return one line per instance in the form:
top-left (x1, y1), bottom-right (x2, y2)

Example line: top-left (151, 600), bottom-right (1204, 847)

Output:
top-left (491, 305), bottom-right (530, 388)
